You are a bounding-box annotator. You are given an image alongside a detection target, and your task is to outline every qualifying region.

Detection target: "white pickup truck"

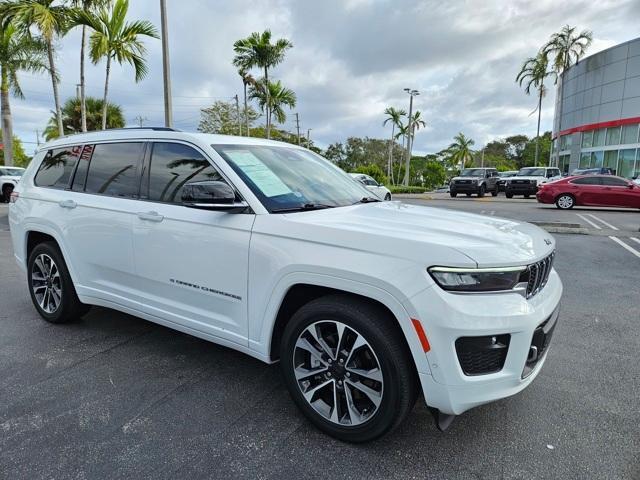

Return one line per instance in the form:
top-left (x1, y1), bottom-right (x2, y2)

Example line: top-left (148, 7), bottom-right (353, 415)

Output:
top-left (505, 167), bottom-right (562, 198)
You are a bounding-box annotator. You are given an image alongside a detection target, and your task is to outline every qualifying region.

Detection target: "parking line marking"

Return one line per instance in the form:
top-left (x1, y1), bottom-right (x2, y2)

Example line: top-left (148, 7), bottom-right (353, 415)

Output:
top-left (630, 237), bottom-right (640, 245)
top-left (609, 236), bottom-right (640, 259)
top-left (576, 214), bottom-right (601, 229)
top-left (481, 210), bottom-right (486, 214)
top-left (586, 214), bottom-right (619, 230)
top-left (490, 210), bottom-right (495, 216)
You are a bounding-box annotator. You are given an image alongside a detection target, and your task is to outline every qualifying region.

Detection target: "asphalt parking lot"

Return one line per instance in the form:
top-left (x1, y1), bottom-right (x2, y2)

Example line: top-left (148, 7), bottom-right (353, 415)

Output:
top-left (1, 200), bottom-right (639, 479)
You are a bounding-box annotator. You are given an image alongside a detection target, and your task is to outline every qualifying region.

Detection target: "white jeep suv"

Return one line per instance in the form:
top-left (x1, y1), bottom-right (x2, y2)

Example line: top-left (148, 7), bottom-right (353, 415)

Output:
top-left (9, 128), bottom-right (562, 442)
top-left (1, 166), bottom-right (25, 202)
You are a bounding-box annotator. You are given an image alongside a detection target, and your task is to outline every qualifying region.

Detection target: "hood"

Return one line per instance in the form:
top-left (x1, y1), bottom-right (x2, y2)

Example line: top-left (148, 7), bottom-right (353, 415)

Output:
top-left (451, 176), bottom-right (482, 181)
top-left (260, 202), bottom-right (555, 268)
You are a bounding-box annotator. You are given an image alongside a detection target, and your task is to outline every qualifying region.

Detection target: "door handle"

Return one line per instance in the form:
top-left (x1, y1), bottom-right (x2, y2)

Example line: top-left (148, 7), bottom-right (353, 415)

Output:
top-left (137, 211), bottom-right (164, 222)
top-left (58, 199), bottom-right (77, 209)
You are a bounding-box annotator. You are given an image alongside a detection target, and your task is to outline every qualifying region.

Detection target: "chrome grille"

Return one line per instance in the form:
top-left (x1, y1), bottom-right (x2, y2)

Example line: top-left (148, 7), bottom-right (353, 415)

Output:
top-left (521, 252), bottom-right (555, 298)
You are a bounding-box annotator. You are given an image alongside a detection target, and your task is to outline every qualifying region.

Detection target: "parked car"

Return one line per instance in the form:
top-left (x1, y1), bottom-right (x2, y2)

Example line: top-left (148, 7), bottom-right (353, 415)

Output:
top-left (349, 173), bottom-right (392, 200)
top-left (505, 167), bottom-right (562, 198)
top-left (449, 168), bottom-right (499, 197)
top-left (9, 128), bottom-right (562, 442)
top-left (536, 175), bottom-right (640, 209)
top-left (1, 166), bottom-right (25, 203)
top-left (570, 167), bottom-right (614, 176)
top-left (496, 170), bottom-right (518, 192)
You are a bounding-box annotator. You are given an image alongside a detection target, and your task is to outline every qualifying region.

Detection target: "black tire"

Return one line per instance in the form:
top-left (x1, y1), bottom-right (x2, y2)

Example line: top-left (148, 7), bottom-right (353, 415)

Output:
top-left (555, 194), bottom-right (575, 210)
top-left (491, 188), bottom-right (498, 197)
top-left (27, 242), bottom-right (90, 323)
top-left (280, 294), bottom-right (418, 443)
top-left (450, 191), bottom-right (457, 198)
top-left (477, 184), bottom-right (485, 198)
top-left (505, 192), bottom-right (513, 199)
top-left (384, 193), bottom-right (391, 201)
top-left (465, 193), bottom-right (471, 197)
top-left (2, 184), bottom-right (12, 203)
top-left (524, 194), bottom-right (530, 199)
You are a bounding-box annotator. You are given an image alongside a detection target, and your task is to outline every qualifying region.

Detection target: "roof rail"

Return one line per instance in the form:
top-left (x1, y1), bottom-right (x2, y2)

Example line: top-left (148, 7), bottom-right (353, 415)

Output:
top-left (105, 126), bottom-right (181, 132)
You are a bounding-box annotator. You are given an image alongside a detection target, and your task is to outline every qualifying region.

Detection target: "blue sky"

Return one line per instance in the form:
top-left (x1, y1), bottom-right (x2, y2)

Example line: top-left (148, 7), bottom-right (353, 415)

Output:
top-left (10, 0), bottom-right (640, 155)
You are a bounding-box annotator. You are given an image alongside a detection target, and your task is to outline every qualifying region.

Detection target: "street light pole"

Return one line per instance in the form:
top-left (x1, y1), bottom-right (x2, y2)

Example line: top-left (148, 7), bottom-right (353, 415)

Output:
top-left (307, 128), bottom-right (312, 148)
top-left (402, 88), bottom-right (419, 186)
top-left (160, 0), bottom-right (173, 128)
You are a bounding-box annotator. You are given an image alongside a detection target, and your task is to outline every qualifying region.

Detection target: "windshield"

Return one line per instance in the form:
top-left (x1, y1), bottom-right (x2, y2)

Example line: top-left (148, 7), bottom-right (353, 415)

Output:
top-left (460, 169), bottom-right (485, 177)
top-left (212, 144), bottom-right (373, 212)
top-left (499, 171), bottom-right (516, 177)
top-left (2, 168), bottom-right (23, 177)
top-left (518, 168), bottom-right (545, 176)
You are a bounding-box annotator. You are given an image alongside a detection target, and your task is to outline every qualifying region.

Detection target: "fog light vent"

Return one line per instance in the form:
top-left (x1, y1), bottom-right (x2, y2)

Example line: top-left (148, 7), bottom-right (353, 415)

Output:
top-left (455, 334), bottom-right (510, 376)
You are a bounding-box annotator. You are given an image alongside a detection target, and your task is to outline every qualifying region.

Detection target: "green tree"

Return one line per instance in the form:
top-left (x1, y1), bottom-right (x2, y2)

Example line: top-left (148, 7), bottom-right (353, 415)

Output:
top-left (522, 131), bottom-right (552, 167)
top-left (2, 0), bottom-right (72, 137)
top-left (324, 142), bottom-right (346, 166)
top-left (74, 0), bottom-right (158, 130)
top-left (421, 160), bottom-right (446, 189)
top-left (198, 100), bottom-right (259, 135)
top-left (232, 30), bottom-right (292, 139)
top-left (354, 164), bottom-right (387, 185)
top-left (0, 21), bottom-right (47, 166)
top-left (43, 96), bottom-right (124, 140)
top-left (542, 25), bottom-right (592, 145)
top-left (382, 106), bottom-right (406, 183)
top-left (249, 79), bottom-right (296, 127)
top-left (237, 67), bottom-right (255, 136)
top-left (516, 51), bottom-right (552, 165)
top-left (448, 132), bottom-right (475, 171)
top-left (70, 0), bottom-right (110, 133)
top-left (0, 134), bottom-right (30, 167)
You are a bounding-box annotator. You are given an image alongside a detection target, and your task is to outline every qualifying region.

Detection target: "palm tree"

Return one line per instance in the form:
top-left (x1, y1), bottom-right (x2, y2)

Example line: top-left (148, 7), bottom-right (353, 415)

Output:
top-left (238, 67), bottom-right (255, 137)
top-left (73, 0), bottom-right (158, 129)
top-left (2, 0), bottom-right (71, 137)
top-left (249, 79), bottom-right (296, 129)
top-left (383, 107), bottom-right (405, 183)
top-left (232, 30), bottom-right (293, 139)
top-left (0, 22), bottom-right (47, 166)
top-left (448, 132), bottom-right (475, 171)
top-left (394, 122), bottom-right (409, 184)
top-left (43, 96), bottom-right (124, 140)
top-left (516, 51), bottom-right (552, 165)
top-left (70, 0), bottom-right (110, 133)
top-left (542, 25), bottom-right (592, 155)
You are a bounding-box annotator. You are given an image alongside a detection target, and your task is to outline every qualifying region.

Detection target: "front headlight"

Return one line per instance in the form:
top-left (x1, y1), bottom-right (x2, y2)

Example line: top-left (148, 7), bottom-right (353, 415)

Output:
top-left (428, 266), bottom-right (527, 293)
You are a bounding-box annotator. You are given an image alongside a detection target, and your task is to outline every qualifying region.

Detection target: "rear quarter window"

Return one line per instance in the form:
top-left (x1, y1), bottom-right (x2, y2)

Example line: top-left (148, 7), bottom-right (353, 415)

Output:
top-left (34, 146), bottom-right (83, 189)
top-left (84, 142), bottom-right (145, 198)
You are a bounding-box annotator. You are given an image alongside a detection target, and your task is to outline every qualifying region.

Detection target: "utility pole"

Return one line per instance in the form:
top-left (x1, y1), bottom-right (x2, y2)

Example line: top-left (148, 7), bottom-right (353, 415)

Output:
top-left (134, 115), bottom-right (148, 127)
top-left (76, 84), bottom-right (81, 101)
top-left (160, 0), bottom-right (173, 128)
top-left (402, 88), bottom-right (419, 186)
top-left (234, 95), bottom-right (241, 136)
top-left (295, 113), bottom-right (301, 145)
top-left (35, 130), bottom-right (40, 146)
top-left (307, 128), bottom-right (312, 148)
top-left (480, 148), bottom-right (485, 167)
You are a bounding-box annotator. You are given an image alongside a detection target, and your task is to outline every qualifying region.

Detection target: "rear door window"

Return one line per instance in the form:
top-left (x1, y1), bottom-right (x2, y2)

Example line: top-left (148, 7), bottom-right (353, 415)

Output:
top-left (571, 177), bottom-right (601, 185)
top-left (34, 145), bottom-right (83, 188)
top-left (144, 142), bottom-right (223, 204)
top-left (600, 177), bottom-right (629, 186)
top-left (71, 145), bottom-right (96, 192)
top-left (84, 142), bottom-right (145, 198)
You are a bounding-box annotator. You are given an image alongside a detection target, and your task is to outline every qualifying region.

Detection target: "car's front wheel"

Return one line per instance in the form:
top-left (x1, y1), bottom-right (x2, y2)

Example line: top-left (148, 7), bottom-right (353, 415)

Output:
top-left (505, 192), bottom-right (513, 198)
top-left (2, 184), bottom-right (13, 203)
top-left (280, 294), bottom-right (418, 443)
top-left (450, 191), bottom-right (457, 197)
top-left (27, 242), bottom-right (90, 323)
top-left (478, 184), bottom-right (486, 197)
top-left (555, 194), bottom-right (575, 209)
top-left (384, 193), bottom-right (391, 201)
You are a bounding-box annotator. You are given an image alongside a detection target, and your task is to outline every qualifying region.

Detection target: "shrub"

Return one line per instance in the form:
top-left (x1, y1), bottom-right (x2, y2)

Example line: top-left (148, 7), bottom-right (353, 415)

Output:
top-left (354, 164), bottom-right (388, 185)
top-left (388, 185), bottom-right (429, 194)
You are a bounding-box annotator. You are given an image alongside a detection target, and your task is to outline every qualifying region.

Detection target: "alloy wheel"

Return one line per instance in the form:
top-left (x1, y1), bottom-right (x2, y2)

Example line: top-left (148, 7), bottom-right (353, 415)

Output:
top-left (293, 321), bottom-right (384, 426)
top-left (557, 195), bottom-right (574, 209)
top-left (31, 253), bottom-right (62, 314)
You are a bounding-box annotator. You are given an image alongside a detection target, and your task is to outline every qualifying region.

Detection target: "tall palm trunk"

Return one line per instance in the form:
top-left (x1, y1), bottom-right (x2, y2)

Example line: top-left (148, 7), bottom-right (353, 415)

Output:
top-left (47, 40), bottom-right (64, 137)
top-left (101, 55), bottom-right (111, 130)
top-left (80, 25), bottom-right (87, 132)
top-left (534, 82), bottom-right (543, 165)
top-left (264, 66), bottom-right (270, 139)
top-left (1, 68), bottom-right (14, 166)
top-left (243, 81), bottom-right (249, 137)
top-left (387, 124), bottom-right (395, 184)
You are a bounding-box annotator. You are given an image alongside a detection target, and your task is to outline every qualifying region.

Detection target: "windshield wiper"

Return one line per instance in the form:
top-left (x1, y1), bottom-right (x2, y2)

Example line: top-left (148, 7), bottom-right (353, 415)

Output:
top-left (271, 203), bottom-right (336, 213)
top-left (354, 196), bottom-right (382, 204)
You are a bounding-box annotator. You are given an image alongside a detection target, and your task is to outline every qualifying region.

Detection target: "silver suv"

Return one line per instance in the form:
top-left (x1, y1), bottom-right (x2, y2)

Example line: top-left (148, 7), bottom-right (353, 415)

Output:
top-left (450, 168), bottom-right (499, 198)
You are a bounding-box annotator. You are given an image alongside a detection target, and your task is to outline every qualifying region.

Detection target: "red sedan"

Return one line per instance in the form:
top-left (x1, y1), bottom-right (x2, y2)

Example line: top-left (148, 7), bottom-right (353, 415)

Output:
top-left (536, 175), bottom-right (640, 209)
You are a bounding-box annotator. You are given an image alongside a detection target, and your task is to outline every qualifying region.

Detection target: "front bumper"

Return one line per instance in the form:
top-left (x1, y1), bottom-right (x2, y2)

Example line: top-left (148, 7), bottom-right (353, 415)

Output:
top-left (406, 270), bottom-right (562, 415)
top-left (451, 182), bottom-right (480, 193)
top-left (506, 183), bottom-right (538, 195)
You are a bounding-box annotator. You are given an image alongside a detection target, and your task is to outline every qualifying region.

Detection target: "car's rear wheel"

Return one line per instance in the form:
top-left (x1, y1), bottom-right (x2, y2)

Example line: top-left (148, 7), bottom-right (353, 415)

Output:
top-left (27, 242), bottom-right (90, 323)
top-left (384, 193), bottom-right (391, 201)
top-left (2, 184), bottom-right (13, 203)
top-left (555, 194), bottom-right (575, 210)
top-left (505, 192), bottom-right (513, 198)
top-left (280, 294), bottom-right (418, 443)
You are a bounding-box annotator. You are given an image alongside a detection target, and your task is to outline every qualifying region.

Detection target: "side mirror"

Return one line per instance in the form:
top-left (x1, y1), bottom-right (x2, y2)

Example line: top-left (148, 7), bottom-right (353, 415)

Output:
top-left (182, 181), bottom-right (248, 212)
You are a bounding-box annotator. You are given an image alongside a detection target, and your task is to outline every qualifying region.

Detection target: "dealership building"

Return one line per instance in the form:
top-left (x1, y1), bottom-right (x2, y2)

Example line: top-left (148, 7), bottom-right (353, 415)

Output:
top-left (551, 36), bottom-right (640, 179)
